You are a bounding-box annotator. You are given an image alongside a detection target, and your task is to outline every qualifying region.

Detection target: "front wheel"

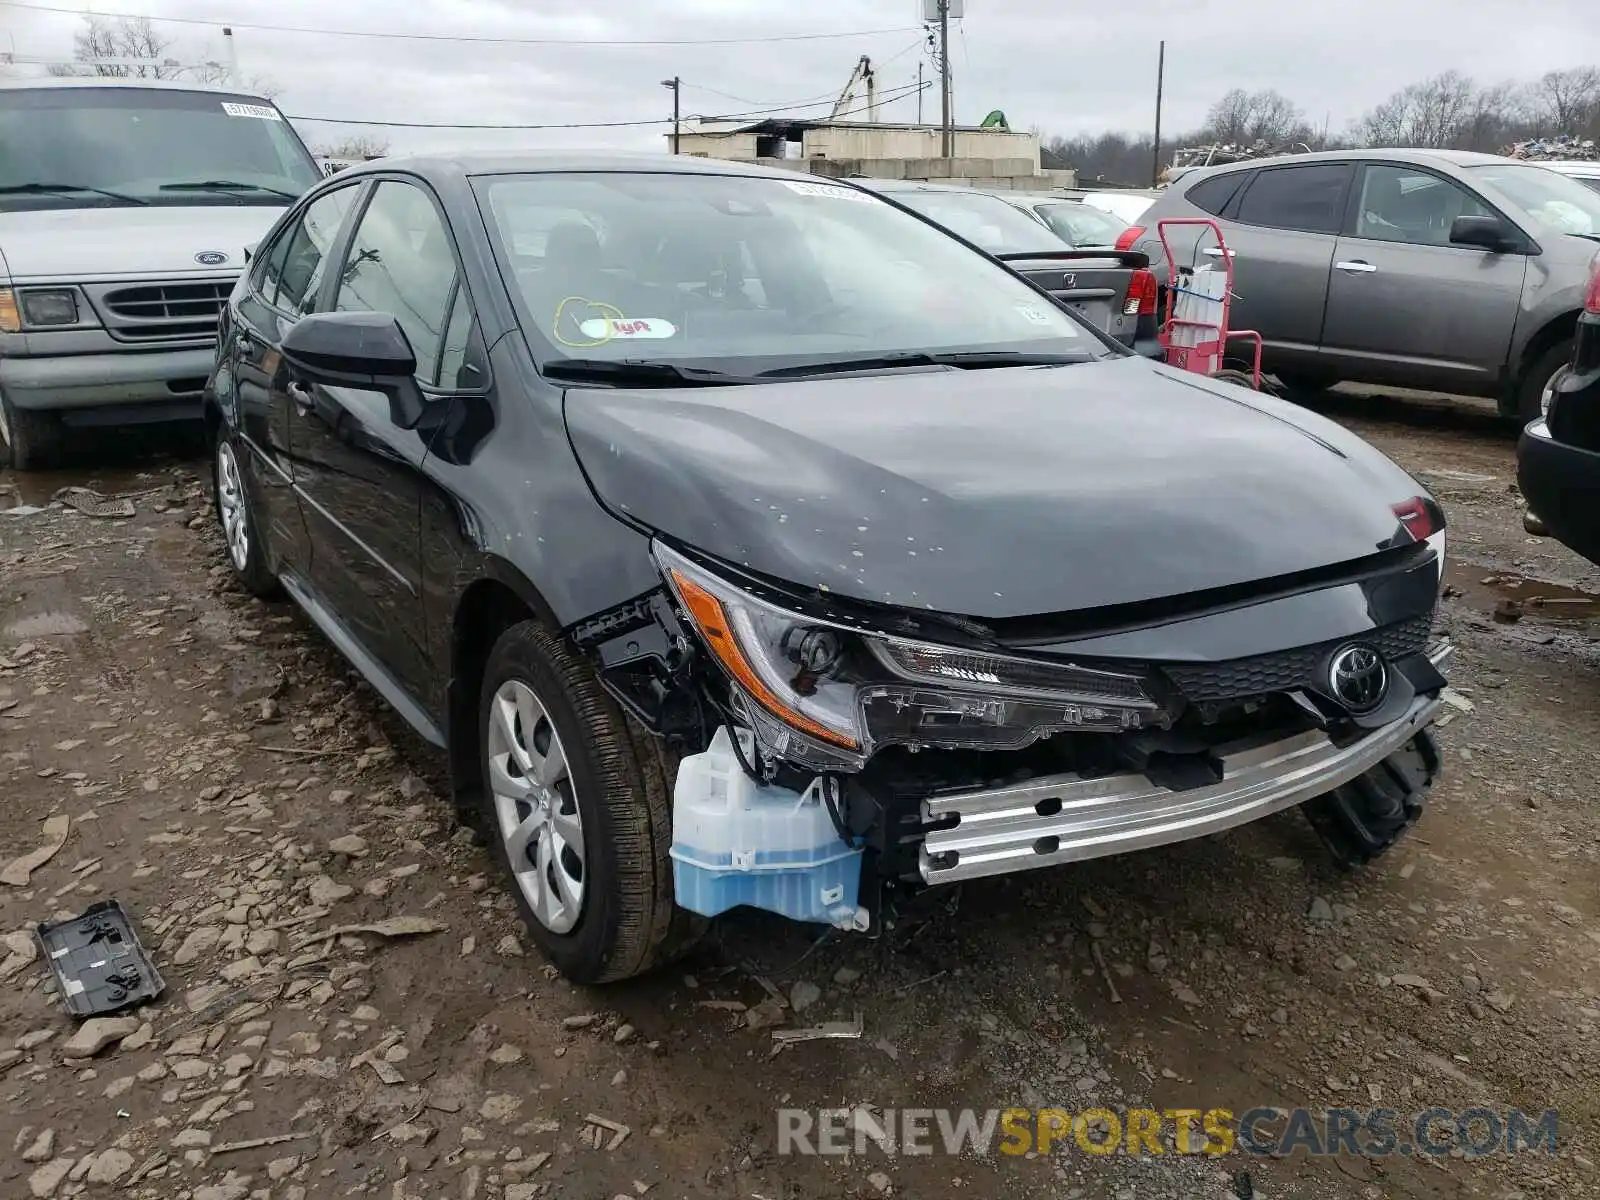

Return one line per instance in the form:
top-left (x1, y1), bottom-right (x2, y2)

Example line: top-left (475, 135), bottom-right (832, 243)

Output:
top-left (477, 619), bottom-right (703, 984)
top-left (213, 429), bottom-right (279, 598)
top-left (1302, 727), bottom-right (1440, 869)
top-left (0, 388), bottom-right (62, 471)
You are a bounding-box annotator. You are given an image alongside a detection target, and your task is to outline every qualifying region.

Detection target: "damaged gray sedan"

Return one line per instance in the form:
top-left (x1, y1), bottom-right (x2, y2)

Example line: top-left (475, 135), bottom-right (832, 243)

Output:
top-left (205, 153), bottom-right (1452, 983)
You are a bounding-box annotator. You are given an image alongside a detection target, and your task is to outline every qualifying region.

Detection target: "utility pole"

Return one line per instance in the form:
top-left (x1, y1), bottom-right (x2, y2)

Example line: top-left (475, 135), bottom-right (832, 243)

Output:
top-left (1151, 40), bottom-right (1165, 187)
top-left (938, 0), bottom-right (952, 158)
top-left (222, 26), bottom-right (239, 86)
top-left (917, 60), bottom-right (924, 125)
top-left (661, 76), bottom-right (681, 153)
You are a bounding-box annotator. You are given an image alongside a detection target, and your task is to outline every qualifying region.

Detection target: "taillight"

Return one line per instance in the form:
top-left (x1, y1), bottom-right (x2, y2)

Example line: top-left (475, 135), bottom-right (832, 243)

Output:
top-left (1124, 268), bottom-right (1158, 315)
top-left (1392, 497), bottom-right (1442, 542)
top-left (1585, 250), bottom-right (1600, 315)
top-left (1114, 225), bottom-right (1145, 252)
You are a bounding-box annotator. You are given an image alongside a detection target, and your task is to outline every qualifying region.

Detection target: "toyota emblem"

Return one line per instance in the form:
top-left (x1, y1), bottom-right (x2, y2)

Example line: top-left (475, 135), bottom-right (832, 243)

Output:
top-left (1327, 645), bottom-right (1387, 713)
top-left (194, 250), bottom-right (229, 266)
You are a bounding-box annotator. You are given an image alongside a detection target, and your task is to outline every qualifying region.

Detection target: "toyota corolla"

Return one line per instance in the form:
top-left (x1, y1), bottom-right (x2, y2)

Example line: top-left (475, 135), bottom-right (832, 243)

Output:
top-left (205, 154), bottom-right (1452, 983)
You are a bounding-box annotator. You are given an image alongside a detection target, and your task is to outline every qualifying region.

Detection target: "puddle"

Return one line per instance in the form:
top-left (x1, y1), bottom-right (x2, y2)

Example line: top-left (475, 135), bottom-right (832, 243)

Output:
top-left (1446, 566), bottom-right (1600, 627)
top-left (5, 611), bottom-right (90, 638)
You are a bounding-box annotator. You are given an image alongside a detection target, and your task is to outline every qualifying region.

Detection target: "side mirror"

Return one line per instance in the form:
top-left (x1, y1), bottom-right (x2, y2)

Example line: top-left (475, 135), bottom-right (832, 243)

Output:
top-left (279, 311), bottom-right (431, 429)
top-left (1449, 214), bottom-right (1518, 253)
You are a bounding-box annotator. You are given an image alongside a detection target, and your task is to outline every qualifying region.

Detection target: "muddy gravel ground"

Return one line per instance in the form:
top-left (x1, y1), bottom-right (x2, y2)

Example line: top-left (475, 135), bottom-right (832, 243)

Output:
top-left (1, 394), bottom-right (1597, 1200)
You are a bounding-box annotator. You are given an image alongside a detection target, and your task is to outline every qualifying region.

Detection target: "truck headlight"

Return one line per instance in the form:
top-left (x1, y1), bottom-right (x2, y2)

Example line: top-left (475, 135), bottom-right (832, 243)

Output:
top-left (655, 541), bottom-right (1164, 771)
top-left (19, 289), bottom-right (79, 327)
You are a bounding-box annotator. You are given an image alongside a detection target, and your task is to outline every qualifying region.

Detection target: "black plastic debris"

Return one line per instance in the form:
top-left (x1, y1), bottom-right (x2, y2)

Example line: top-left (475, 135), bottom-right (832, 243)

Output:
top-left (33, 900), bottom-right (164, 1018)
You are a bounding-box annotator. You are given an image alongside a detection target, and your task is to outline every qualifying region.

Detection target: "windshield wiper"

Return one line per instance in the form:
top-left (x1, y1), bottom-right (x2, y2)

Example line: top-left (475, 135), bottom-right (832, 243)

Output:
top-left (0, 181), bottom-right (149, 205)
top-left (543, 359), bottom-right (759, 388)
top-left (758, 350), bottom-right (1091, 379)
top-left (159, 180), bottom-right (300, 200)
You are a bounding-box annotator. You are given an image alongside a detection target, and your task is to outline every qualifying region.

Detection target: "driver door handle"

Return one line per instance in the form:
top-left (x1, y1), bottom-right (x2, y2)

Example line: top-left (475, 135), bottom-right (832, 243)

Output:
top-left (287, 381), bottom-right (314, 414)
top-left (1335, 260), bottom-right (1378, 274)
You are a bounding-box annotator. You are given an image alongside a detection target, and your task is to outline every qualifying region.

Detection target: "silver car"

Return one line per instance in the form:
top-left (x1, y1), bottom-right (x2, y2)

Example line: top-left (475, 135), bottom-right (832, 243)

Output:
top-left (1132, 149), bottom-right (1600, 419)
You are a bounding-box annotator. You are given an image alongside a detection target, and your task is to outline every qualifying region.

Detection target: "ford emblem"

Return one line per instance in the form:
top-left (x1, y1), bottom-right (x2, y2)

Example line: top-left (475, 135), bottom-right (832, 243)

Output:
top-left (194, 250), bottom-right (229, 266)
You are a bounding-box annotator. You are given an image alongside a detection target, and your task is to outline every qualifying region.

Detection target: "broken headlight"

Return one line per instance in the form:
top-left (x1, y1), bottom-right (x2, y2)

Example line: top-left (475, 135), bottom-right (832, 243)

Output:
top-left (655, 541), bottom-right (1164, 772)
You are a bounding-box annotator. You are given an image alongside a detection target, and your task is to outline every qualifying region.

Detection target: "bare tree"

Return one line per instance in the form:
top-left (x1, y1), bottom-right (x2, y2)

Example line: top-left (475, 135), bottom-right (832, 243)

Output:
top-left (1201, 88), bottom-right (1309, 146)
top-left (1353, 71), bottom-right (1483, 148)
top-left (189, 60), bottom-right (283, 99)
top-left (47, 15), bottom-right (185, 79)
top-left (46, 14), bottom-right (277, 95)
top-left (313, 135), bottom-right (391, 160)
top-left (1527, 67), bottom-right (1600, 132)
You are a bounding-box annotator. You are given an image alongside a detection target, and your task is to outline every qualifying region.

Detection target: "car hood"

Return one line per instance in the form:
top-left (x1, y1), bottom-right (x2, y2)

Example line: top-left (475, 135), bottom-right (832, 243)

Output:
top-left (0, 205), bottom-right (285, 281)
top-left (564, 357), bottom-right (1428, 621)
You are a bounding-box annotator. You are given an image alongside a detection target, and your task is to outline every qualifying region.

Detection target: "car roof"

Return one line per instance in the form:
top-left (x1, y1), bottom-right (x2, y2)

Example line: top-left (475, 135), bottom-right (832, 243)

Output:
top-left (847, 177), bottom-right (1002, 197)
top-left (329, 151), bottom-right (896, 187)
top-left (1175, 147), bottom-right (1514, 182)
top-left (0, 76), bottom-right (272, 100)
top-left (1535, 159), bottom-right (1600, 175)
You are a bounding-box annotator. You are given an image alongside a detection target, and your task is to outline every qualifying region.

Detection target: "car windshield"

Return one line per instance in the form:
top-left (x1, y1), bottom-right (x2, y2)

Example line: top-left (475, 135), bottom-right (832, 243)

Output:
top-left (1032, 201), bottom-right (1129, 247)
top-left (478, 172), bottom-right (1106, 371)
top-left (0, 87), bottom-right (320, 211)
top-left (1466, 162), bottom-right (1600, 236)
top-left (883, 187), bottom-right (1069, 254)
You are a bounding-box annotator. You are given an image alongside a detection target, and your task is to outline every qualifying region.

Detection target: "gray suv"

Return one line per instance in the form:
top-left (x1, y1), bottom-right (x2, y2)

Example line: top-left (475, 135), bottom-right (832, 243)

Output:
top-left (1132, 149), bottom-right (1600, 419)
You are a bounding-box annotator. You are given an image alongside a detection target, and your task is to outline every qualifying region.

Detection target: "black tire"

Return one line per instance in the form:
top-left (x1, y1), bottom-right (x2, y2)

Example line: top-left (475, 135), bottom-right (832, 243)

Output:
top-left (1303, 728), bottom-right (1440, 870)
top-left (477, 619), bottom-right (704, 984)
top-left (1517, 338), bottom-right (1573, 423)
top-left (1273, 371), bottom-right (1340, 397)
top-left (1212, 368), bottom-right (1263, 392)
top-left (0, 387), bottom-right (63, 471)
top-left (212, 428), bottom-right (280, 599)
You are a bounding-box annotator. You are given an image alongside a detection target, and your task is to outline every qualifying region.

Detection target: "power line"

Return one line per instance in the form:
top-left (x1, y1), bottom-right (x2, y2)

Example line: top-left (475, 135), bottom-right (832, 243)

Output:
top-left (286, 80), bottom-right (931, 131)
top-left (0, 1), bottom-right (920, 47)
top-left (682, 35), bottom-right (926, 109)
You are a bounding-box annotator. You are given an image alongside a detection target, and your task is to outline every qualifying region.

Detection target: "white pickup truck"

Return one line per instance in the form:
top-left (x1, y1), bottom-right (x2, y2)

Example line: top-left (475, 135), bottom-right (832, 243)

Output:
top-left (0, 78), bottom-right (322, 467)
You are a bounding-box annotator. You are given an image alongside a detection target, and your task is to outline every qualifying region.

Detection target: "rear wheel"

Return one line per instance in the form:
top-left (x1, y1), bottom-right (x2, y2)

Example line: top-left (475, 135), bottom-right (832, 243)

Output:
top-left (0, 388), bottom-right (62, 471)
top-left (477, 619), bottom-right (703, 983)
top-left (1303, 728), bottom-right (1440, 869)
top-left (1517, 339), bottom-right (1573, 423)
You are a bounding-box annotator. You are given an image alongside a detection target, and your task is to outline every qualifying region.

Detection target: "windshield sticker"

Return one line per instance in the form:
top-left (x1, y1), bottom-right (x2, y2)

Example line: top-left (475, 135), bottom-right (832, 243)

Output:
top-left (781, 180), bottom-right (874, 203)
top-left (1014, 304), bottom-right (1055, 326)
top-left (577, 317), bottom-right (677, 340)
top-left (221, 102), bottom-right (282, 121)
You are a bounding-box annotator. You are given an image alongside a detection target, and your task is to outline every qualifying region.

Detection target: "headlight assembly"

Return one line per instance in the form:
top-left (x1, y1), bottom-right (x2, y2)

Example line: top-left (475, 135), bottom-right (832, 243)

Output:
top-left (654, 541), bottom-right (1163, 772)
top-left (18, 288), bottom-right (79, 327)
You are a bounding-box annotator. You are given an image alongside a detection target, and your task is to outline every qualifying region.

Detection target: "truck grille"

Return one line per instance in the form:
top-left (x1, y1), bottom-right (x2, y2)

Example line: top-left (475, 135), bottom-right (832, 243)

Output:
top-left (1161, 615), bottom-right (1434, 702)
top-left (91, 279), bottom-right (234, 343)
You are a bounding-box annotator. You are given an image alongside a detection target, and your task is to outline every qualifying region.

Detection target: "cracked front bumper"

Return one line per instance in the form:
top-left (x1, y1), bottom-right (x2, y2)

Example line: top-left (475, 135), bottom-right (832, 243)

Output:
top-left (918, 643), bottom-right (1452, 885)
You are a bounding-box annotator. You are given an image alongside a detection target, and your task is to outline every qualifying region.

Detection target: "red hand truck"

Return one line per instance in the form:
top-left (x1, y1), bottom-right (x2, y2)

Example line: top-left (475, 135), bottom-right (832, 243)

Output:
top-left (1155, 217), bottom-right (1264, 391)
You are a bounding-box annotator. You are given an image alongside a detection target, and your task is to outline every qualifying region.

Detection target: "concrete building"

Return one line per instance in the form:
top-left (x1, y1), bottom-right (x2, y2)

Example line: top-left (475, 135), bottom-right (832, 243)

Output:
top-left (671, 117), bottom-right (1076, 192)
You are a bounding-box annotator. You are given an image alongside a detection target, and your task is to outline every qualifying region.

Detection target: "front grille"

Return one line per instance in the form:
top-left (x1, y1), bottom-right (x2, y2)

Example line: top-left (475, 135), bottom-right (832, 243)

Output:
top-left (1161, 615), bottom-right (1434, 702)
top-left (93, 279), bottom-right (233, 343)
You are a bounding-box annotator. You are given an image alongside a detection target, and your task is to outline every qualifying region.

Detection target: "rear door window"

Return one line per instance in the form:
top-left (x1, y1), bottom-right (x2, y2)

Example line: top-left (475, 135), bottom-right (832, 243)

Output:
top-left (1186, 171), bottom-right (1249, 217)
top-left (1233, 164), bottom-right (1354, 234)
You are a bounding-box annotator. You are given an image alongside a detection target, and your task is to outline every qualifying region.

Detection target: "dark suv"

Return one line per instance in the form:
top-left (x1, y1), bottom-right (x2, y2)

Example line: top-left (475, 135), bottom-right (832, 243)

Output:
top-left (1519, 252), bottom-right (1600, 563)
top-left (207, 154), bottom-right (1452, 984)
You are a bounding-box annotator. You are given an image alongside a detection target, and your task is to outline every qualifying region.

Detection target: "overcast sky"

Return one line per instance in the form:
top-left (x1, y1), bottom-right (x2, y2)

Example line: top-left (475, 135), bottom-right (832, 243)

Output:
top-left (4, 0), bottom-right (1598, 154)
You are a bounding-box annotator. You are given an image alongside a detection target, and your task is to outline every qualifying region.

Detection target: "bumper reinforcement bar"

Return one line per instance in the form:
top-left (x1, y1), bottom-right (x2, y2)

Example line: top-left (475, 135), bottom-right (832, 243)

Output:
top-left (918, 644), bottom-right (1451, 885)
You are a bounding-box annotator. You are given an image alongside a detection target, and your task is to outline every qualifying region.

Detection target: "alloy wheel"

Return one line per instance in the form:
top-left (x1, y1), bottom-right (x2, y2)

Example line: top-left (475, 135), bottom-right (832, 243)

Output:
top-left (215, 439), bottom-right (251, 572)
top-left (487, 678), bottom-right (586, 934)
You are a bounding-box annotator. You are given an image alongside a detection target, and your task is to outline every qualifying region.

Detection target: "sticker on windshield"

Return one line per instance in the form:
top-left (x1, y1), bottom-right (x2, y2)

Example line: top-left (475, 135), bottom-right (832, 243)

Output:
top-left (222, 102), bottom-right (282, 121)
top-left (781, 180), bottom-right (874, 203)
top-left (1014, 304), bottom-right (1055, 326)
top-left (577, 317), bottom-right (677, 340)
